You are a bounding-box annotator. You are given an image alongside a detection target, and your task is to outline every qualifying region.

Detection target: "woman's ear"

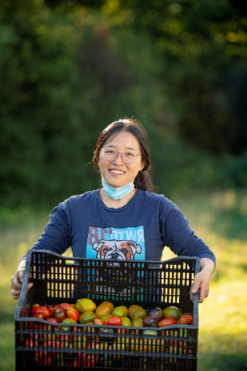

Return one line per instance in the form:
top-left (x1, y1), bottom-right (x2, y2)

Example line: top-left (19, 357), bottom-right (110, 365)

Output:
top-left (140, 161), bottom-right (146, 171)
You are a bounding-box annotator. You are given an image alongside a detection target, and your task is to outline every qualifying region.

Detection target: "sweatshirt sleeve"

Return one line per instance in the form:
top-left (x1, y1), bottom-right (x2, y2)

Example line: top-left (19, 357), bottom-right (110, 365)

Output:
top-left (21, 201), bottom-right (72, 261)
top-left (161, 201), bottom-right (216, 265)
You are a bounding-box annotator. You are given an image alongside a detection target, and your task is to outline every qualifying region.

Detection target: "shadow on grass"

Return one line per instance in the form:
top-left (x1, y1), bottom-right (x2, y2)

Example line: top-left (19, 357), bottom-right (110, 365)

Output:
top-left (199, 353), bottom-right (247, 371)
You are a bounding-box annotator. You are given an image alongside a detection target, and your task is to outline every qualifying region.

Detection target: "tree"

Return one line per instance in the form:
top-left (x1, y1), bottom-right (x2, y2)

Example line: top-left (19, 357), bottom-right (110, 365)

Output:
top-left (80, 0), bottom-right (247, 155)
top-left (0, 0), bottom-right (166, 206)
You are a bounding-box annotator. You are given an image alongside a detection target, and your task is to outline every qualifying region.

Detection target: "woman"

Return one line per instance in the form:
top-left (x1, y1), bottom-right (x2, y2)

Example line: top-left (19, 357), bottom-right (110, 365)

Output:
top-left (11, 118), bottom-right (215, 303)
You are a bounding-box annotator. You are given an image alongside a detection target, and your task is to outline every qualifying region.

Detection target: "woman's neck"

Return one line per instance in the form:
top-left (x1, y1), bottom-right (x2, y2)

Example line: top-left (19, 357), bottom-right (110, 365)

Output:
top-left (99, 188), bottom-right (136, 208)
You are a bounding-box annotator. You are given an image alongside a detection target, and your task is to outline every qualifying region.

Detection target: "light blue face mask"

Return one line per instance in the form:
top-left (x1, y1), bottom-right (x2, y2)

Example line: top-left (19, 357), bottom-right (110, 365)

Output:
top-left (101, 176), bottom-right (135, 200)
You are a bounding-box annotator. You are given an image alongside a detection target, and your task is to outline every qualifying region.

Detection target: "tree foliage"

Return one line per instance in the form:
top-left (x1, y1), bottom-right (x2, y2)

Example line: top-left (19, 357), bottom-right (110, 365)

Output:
top-left (87, 0), bottom-right (247, 155)
top-left (1, 0), bottom-right (247, 208)
top-left (0, 0), bottom-right (166, 206)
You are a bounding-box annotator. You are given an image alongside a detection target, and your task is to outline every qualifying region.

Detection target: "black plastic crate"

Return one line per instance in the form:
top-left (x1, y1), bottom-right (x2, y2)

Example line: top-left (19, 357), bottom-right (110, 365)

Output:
top-left (14, 250), bottom-right (200, 371)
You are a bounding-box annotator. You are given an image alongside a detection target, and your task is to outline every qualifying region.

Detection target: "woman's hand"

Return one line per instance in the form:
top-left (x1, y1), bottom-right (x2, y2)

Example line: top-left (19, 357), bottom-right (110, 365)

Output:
top-left (10, 260), bottom-right (33, 300)
top-left (190, 258), bottom-right (215, 303)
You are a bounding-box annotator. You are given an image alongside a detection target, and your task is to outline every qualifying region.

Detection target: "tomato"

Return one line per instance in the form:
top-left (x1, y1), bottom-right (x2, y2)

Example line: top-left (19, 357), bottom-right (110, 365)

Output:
top-left (59, 303), bottom-right (73, 311)
top-left (94, 318), bottom-right (104, 325)
top-left (101, 314), bottom-right (113, 322)
top-left (33, 313), bottom-right (44, 320)
top-left (132, 317), bottom-right (143, 327)
top-left (143, 315), bottom-right (158, 327)
top-left (73, 346), bottom-right (98, 367)
top-left (128, 305), bottom-right (146, 320)
top-left (51, 308), bottom-right (66, 323)
top-left (121, 316), bottom-right (131, 327)
top-left (158, 317), bottom-right (178, 327)
top-left (79, 311), bottom-right (97, 324)
top-left (66, 307), bottom-right (80, 322)
top-left (148, 307), bottom-right (164, 322)
top-left (46, 317), bottom-right (57, 324)
top-left (60, 318), bottom-right (77, 331)
top-left (104, 316), bottom-right (122, 326)
top-left (25, 338), bottom-right (38, 348)
top-left (163, 306), bottom-right (182, 320)
top-left (112, 305), bottom-right (128, 317)
top-left (178, 313), bottom-right (193, 325)
top-left (31, 306), bottom-right (50, 319)
top-left (83, 354), bottom-right (96, 367)
top-left (75, 298), bottom-right (96, 313)
top-left (95, 301), bottom-right (114, 318)
top-left (47, 305), bottom-right (55, 312)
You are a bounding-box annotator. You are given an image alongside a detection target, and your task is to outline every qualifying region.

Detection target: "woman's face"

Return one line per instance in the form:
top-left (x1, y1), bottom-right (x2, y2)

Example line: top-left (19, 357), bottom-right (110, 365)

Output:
top-left (97, 131), bottom-right (145, 188)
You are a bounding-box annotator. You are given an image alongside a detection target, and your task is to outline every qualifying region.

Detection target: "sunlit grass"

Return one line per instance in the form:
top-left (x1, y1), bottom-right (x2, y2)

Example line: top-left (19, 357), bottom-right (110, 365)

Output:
top-left (163, 189), bottom-right (247, 370)
top-left (1, 189), bottom-right (247, 371)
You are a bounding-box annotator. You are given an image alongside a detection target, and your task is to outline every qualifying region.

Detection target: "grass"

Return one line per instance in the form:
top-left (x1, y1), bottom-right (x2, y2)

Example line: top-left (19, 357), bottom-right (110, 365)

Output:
top-left (163, 189), bottom-right (247, 371)
top-left (1, 189), bottom-right (247, 371)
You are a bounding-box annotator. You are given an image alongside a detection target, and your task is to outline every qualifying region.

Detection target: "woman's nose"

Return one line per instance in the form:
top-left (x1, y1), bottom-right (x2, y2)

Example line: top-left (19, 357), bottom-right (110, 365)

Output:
top-left (113, 152), bottom-right (124, 163)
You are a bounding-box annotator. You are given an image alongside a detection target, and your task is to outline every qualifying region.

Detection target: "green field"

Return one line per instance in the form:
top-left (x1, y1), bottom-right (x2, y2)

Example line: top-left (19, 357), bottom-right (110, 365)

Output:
top-left (1, 189), bottom-right (247, 371)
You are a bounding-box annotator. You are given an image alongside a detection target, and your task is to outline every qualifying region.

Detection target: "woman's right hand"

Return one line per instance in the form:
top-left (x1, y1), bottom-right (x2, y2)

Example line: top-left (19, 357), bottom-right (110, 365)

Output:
top-left (10, 260), bottom-right (33, 300)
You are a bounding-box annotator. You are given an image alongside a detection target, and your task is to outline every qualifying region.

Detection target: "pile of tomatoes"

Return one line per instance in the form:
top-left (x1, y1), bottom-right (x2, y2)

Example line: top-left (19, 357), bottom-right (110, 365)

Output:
top-left (27, 299), bottom-right (193, 367)
top-left (30, 299), bottom-right (193, 328)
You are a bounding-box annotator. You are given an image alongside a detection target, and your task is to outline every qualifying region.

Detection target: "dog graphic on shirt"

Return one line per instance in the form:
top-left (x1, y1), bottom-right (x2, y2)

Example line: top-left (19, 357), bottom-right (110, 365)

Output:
top-left (92, 239), bottom-right (142, 261)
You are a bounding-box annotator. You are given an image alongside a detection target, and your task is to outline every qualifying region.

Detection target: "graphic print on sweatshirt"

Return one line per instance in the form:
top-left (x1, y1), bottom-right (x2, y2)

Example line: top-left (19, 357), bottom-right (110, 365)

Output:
top-left (85, 226), bottom-right (146, 298)
top-left (86, 225), bottom-right (145, 261)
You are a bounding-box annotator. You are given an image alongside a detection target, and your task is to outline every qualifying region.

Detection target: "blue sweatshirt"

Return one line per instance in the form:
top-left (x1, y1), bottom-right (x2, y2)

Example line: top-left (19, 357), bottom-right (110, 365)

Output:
top-left (25, 189), bottom-right (216, 265)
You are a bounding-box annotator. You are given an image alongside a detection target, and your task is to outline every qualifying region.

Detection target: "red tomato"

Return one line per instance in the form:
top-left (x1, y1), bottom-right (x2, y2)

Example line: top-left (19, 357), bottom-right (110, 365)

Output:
top-left (158, 317), bottom-right (178, 327)
top-left (66, 307), bottom-right (80, 322)
top-left (59, 303), bottom-right (73, 311)
top-left (29, 318), bottom-right (43, 330)
top-left (33, 313), bottom-right (44, 320)
top-left (31, 306), bottom-right (50, 319)
top-left (73, 353), bottom-right (81, 367)
top-left (25, 338), bottom-right (38, 348)
top-left (83, 353), bottom-right (96, 367)
top-left (73, 343), bottom-right (99, 367)
top-left (46, 317), bottom-right (57, 324)
top-left (104, 316), bottom-right (122, 326)
top-left (178, 314), bottom-right (193, 325)
top-left (46, 317), bottom-right (58, 330)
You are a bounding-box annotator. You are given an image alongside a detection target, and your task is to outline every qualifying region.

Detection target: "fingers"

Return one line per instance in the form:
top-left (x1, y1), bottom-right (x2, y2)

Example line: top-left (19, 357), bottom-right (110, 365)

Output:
top-left (11, 272), bottom-right (22, 300)
top-left (11, 288), bottom-right (21, 300)
top-left (198, 282), bottom-right (209, 303)
top-left (190, 283), bottom-right (199, 302)
top-left (10, 269), bottom-right (33, 300)
top-left (190, 274), bottom-right (210, 303)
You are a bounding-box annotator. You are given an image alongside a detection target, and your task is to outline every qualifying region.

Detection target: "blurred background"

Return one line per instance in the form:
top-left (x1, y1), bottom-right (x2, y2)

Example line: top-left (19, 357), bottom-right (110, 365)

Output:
top-left (0, 0), bottom-right (247, 370)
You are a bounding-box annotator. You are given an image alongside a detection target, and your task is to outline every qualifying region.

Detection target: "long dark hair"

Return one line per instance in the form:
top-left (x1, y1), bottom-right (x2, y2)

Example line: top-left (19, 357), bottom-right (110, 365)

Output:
top-left (92, 118), bottom-right (154, 192)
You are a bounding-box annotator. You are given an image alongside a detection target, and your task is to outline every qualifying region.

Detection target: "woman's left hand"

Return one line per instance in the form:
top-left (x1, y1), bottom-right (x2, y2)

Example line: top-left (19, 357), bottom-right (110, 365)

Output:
top-left (190, 258), bottom-right (215, 303)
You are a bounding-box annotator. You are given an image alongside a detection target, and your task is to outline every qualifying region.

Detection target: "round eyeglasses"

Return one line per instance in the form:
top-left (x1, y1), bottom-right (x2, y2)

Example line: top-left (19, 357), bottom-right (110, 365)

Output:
top-left (100, 148), bottom-right (142, 164)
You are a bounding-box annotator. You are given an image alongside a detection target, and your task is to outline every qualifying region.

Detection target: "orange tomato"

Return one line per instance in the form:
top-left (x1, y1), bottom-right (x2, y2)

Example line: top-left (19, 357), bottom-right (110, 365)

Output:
top-left (95, 301), bottom-right (114, 318)
top-left (66, 307), bottom-right (80, 322)
top-left (94, 318), bottom-right (104, 325)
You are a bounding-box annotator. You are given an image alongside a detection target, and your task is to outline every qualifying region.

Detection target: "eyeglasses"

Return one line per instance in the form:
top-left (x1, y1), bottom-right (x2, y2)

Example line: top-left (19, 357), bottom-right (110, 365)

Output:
top-left (100, 148), bottom-right (142, 164)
